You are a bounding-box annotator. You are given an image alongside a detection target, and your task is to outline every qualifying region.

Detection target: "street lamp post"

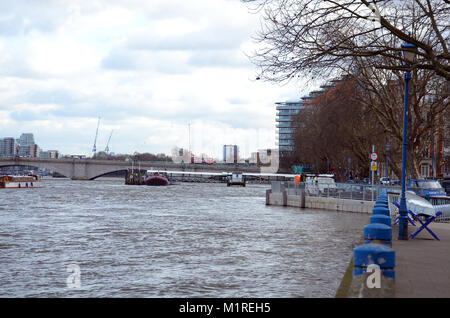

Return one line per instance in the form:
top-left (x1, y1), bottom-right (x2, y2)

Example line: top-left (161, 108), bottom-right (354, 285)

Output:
top-left (398, 40), bottom-right (417, 240)
top-left (348, 157), bottom-right (352, 181)
top-left (385, 142), bottom-right (390, 180)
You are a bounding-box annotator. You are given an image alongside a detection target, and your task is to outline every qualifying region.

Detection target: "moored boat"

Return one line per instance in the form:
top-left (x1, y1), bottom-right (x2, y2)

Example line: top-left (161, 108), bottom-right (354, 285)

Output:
top-left (0, 175), bottom-right (42, 188)
top-left (143, 172), bottom-right (170, 186)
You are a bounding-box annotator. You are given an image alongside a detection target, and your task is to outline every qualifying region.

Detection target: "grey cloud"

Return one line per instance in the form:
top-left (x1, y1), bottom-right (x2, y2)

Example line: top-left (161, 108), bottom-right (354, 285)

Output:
top-left (101, 48), bottom-right (192, 74)
top-left (0, 53), bottom-right (40, 78)
top-left (101, 50), bottom-right (141, 70)
top-left (0, 1), bottom-right (67, 36)
top-left (9, 88), bottom-right (132, 121)
top-left (227, 97), bottom-right (248, 105)
top-left (126, 25), bottom-right (248, 52)
top-left (9, 111), bottom-right (40, 121)
top-left (187, 50), bottom-right (249, 68)
top-left (21, 89), bottom-right (79, 106)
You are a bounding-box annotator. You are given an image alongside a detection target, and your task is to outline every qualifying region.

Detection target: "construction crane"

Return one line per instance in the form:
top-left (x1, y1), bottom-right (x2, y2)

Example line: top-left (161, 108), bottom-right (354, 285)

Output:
top-left (104, 129), bottom-right (114, 154)
top-left (92, 117), bottom-right (101, 156)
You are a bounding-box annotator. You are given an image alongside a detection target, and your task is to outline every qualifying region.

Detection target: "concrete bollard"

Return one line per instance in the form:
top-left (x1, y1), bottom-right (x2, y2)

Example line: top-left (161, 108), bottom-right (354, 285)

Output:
top-left (265, 189), bottom-right (271, 205)
top-left (353, 243), bottom-right (395, 279)
top-left (370, 214), bottom-right (391, 227)
top-left (363, 223), bottom-right (392, 246)
top-left (282, 189), bottom-right (287, 206)
top-left (299, 188), bottom-right (306, 208)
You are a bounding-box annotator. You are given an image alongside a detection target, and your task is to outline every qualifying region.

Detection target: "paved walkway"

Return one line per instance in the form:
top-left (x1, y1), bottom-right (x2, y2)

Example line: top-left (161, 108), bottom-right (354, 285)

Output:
top-left (393, 222), bottom-right (450, 298)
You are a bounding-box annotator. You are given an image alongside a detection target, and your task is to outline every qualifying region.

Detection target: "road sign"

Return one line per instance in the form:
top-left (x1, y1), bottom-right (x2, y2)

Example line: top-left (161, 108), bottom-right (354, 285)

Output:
top-left (371, 161), bottom-right (377, 171)
top-left (370, 152), bottom-right (378, 161)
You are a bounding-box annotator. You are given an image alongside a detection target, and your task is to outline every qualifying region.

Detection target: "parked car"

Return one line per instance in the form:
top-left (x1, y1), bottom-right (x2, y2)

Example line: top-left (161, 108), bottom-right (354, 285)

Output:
top-left (440, 179), bottom-right (450, 196)
top-left (380, 177), bottom-right (389, 185)
top-left (408, 179), bottom-right (447, 197)
top-left (305, 174), bottom-right (337, 196)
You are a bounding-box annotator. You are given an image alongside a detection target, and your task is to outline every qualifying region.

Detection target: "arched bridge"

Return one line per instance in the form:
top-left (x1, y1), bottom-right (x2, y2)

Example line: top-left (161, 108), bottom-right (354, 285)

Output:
top-left (0, 157), bottom-right (261, 180)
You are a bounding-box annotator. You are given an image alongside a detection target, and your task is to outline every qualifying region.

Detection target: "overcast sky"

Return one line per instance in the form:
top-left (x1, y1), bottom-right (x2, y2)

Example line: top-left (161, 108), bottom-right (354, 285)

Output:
top-left (0, 0), bottom-right (308, 159)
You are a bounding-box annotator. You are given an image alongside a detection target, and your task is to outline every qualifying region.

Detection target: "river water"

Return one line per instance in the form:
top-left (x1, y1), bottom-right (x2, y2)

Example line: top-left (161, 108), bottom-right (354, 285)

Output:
top-left (0, 178), bottom-right (368, 297)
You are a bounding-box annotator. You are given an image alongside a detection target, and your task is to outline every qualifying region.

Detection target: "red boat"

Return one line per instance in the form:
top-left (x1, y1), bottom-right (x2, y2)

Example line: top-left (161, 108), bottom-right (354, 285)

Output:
top-left (143, 172), bottom-right (170, 186)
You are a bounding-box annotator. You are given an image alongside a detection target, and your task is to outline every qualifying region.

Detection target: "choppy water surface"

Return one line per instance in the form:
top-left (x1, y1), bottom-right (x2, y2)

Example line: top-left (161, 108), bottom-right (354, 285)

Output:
top-left (0, 178), bottom-right (368, 297)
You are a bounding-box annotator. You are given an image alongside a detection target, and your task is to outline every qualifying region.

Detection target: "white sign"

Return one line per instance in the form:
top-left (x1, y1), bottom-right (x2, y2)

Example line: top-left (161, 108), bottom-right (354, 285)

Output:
top-left (370, 152), bottom-right (378, 161)
top-left (366, 264), bottom-right (381, 289)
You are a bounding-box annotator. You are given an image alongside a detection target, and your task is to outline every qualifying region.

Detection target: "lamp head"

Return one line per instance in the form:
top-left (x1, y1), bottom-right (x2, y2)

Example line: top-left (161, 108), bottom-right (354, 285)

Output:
top-left (401, 41), bottom-right (417, 64)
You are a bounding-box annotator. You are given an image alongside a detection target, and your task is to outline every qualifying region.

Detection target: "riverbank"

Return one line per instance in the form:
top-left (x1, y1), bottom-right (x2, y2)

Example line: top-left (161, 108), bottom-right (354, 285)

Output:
top-left (266, 190), bottom-right (377, 213)
top-left (336, 221), bottom-right (450, 297)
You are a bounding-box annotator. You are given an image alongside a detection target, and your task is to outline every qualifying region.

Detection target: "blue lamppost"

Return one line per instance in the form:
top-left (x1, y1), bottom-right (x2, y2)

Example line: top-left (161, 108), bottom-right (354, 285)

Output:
top-left (385, 142), bottom-right (390, 180)
top-left (398, 40), bottom-right (417, 240)
top-left (348, 157), bottom-right (352, 181)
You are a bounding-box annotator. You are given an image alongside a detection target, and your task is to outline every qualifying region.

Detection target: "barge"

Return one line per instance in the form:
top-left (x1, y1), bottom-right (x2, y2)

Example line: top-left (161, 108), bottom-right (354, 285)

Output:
top-left (0, 175), bottom-right (42, 188)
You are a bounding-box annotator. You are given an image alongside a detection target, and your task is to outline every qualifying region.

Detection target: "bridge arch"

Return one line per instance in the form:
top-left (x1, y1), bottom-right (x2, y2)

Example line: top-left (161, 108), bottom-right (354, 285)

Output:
top-left (0, 163), bottom-right (70, 178)
top-left (89, 169), bottom-right (129, 180)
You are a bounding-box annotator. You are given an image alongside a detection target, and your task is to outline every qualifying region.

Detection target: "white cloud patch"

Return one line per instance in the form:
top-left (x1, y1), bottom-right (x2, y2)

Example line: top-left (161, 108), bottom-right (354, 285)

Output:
top-left (28, 36), bottom-right (100, 76)
top-left (0, 0), bottom-right (303, 159)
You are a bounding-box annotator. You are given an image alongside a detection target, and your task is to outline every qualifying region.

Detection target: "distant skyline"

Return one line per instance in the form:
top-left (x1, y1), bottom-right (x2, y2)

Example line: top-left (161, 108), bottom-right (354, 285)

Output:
top-left (0, 0), bottom-right (311, 159)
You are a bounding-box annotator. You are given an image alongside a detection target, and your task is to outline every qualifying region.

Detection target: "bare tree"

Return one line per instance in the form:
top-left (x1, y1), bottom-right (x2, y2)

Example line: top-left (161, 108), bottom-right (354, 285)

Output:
top-left (293, 78), bottom-right (388, 180)
top-left (243, 0), bottom-right (449, 81)
top-left (244, 0), bottom-right (449, 178)
top-left (292, 64), bottom-right (448, 180)
top-left (351, 52), bottom-right (449, 178)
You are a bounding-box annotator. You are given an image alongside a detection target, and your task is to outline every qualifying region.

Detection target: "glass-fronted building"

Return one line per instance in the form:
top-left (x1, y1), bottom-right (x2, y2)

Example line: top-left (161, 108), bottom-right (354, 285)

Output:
top-left (275, 100), bottom-right (305, 167)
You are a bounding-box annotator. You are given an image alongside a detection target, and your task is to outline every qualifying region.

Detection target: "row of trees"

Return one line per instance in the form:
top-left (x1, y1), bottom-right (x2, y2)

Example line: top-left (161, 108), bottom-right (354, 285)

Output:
top-left (93, 151), bottom-right (172, 162)
top-left (243, 0), bottom-right (449, 180)
top-left (292, 77), bottom-right (387, 180)
top-left (292, 70), bottom-right (448, 181)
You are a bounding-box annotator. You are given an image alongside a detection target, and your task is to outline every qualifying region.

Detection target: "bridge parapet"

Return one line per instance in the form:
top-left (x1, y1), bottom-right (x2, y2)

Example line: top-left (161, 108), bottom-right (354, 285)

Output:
top-left (0, 157), bottom-right (261, 180)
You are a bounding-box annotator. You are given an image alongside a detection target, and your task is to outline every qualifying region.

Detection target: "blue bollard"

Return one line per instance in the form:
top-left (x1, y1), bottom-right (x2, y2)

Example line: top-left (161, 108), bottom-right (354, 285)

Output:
top-left (370, 214), bottom-right (391, 227)
top-left (373, 202), bottom-right (389, 209)
top-left (375, 202), bottom-right (388, 208)
top-left (372, 206), bottom-right (390, 216)
top-left (353, 243), bottom-right (395, 279)
top-left (375, 197), bottom-right (388, 203)
top-left (376, 192), bottom-right (388, 202)
top-left (374, 204), bottom-right (389, 212)
top-left (364, 223), bottom-right (392, 246)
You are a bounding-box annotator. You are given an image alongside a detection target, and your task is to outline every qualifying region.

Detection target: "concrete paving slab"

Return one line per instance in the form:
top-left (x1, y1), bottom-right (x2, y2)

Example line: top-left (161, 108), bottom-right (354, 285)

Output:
top-left (392, 222), bottom-right (450, 298)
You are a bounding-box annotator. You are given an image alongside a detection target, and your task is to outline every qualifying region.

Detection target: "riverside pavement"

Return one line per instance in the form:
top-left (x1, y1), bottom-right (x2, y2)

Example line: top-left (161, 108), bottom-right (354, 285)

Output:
top-left (393, 222), bottom-right (450, 298)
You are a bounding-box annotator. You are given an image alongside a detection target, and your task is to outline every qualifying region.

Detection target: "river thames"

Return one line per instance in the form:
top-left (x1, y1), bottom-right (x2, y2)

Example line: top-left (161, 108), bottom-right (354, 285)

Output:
top-left (0, 178), bottom-right (369, 297)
